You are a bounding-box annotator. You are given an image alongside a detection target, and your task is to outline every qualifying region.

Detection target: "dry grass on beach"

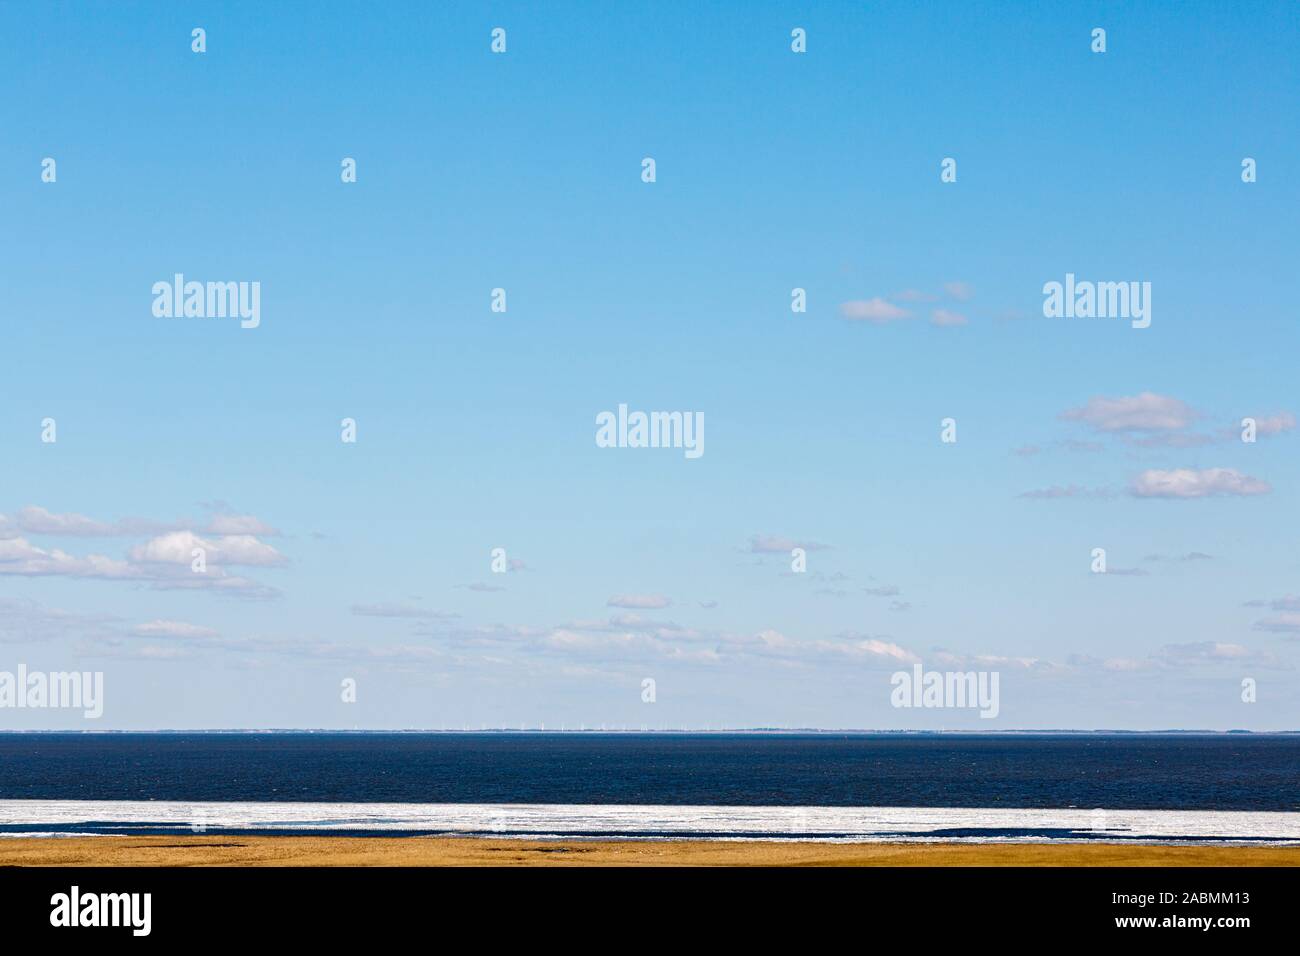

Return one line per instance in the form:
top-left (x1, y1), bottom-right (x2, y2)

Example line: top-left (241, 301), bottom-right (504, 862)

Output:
top-left (3, 836), bottom-right (1299, 867)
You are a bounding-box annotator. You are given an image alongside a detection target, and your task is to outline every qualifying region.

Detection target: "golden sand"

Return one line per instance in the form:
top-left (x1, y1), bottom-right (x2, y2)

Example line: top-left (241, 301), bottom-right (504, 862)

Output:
top-left (2, 836), bottom-right (1298, 867)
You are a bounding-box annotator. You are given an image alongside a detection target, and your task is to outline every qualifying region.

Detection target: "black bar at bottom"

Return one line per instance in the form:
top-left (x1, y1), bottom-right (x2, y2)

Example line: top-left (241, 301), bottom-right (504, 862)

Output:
top-left (0, 865), bottom-right (1285, 941)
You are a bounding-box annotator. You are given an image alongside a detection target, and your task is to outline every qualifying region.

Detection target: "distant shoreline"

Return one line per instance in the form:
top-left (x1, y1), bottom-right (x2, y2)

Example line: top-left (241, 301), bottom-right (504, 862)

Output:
top-left (2, 729), bottom-right (1297, 735)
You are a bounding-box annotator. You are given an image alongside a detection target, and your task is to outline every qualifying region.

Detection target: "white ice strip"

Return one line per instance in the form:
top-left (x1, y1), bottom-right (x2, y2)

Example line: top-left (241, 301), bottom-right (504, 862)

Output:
top-left (1, 801), bottom-right (1299, 843)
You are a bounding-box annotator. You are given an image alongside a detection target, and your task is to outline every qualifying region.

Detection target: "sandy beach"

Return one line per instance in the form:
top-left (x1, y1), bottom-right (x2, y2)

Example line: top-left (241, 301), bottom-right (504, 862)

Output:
top-left (3, 836), bottom-right (1298, 867)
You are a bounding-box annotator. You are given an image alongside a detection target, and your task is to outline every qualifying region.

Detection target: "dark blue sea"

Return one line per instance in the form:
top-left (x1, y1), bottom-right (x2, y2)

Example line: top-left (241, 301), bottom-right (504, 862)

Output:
top-left (2, 734), bottom-right (1297, 841)
top-left (1, 732), bottom-right (1296, 808)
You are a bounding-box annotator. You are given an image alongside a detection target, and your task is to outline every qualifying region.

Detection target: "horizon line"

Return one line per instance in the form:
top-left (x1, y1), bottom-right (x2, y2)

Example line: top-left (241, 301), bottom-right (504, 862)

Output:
top-left (1, 728), bottom-right (1296, 735)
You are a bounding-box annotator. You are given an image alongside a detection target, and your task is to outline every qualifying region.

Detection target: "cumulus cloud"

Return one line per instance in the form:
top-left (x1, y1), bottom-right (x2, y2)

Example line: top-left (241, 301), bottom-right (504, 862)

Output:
top-left (0, 535), bottom-right (281, 598)
top-left (1129, 468), bottom-right (1271, 498)
top-left (129, 531), bottom-right (286, 567)
top-left (931, 308), bottom-right (968, 327)
top-left (0, 505), bottom-right (287, 599)
top-left (839, 298), bottom-right (910, 323)
top-left (0, 536), bottom-right (138, 578)
top-left (1061, 392), bottom-right (1197, 432)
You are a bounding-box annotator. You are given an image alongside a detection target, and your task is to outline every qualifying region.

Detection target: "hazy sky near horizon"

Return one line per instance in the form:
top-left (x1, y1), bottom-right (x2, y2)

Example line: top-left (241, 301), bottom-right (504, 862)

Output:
top-left (2, 1), bottom-right (1299, 730)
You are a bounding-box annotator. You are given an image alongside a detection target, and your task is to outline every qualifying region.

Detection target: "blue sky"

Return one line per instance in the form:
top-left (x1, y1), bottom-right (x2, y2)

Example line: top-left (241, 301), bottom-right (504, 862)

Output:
top-left (2, 1), bottom-right (1298, 729)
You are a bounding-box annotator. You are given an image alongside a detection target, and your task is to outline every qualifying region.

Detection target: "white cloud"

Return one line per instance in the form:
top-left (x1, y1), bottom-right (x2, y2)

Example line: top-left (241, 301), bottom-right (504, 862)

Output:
top-left (0, 506), bottom-right (286, 598)
top-left (129, 531), bottom-right (286, 567)
top-left (0, 536), bottom-right (280, 598)
top-left (1, 506), bottom-right (178, 538)
top-left (0, 537), bottom-right (138, 578)
top-left (727, 629), bottom-right (918, 666)
top-left (542, 626), bottom-right (721, 663)
top-left (1249, 412), bottom-right (1296, 436)
top-left (1061, 392), bottom-right (1197, 432)
top-left (1129, 468), bottom-right (1271, 498)
top-left (839, 298), bottom-right (910, 323)
top-left (930, 308), bottom-right (967, 327)
top-left (942, 281), bottom-right (974, 301)
top-left (9, 506), bottom-right (124, 536)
